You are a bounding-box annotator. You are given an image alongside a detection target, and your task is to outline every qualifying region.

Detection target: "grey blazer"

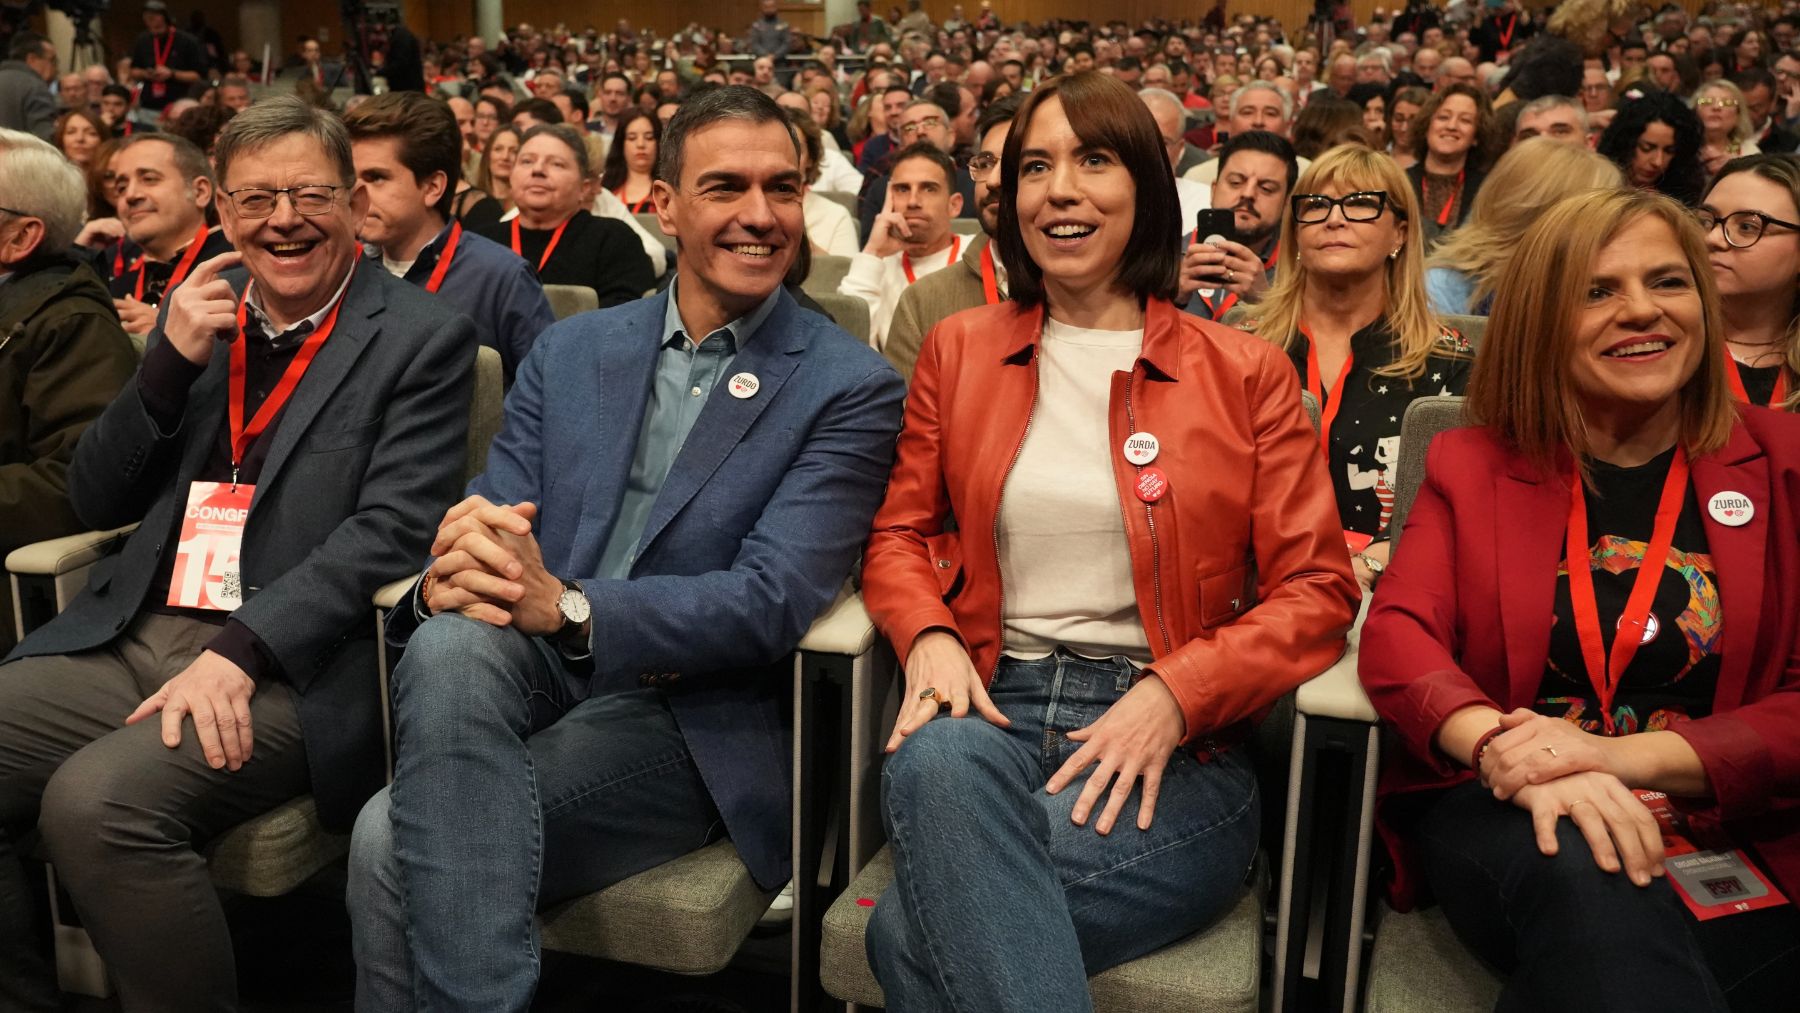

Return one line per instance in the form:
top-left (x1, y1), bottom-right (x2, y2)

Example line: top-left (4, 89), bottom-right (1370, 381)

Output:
top-left (5, 265), bottom-right (477, 829)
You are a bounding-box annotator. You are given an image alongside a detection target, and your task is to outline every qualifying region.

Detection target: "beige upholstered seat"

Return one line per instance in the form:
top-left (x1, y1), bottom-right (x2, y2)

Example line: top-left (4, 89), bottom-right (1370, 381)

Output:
top-left (206, 796), bottom-right (347, 897)
top-left (542, 284), bottom-right (599, 321)
top-left (802, 254), bottom-right (854, 300)
top-left (821, 847), bottom-right (1263, 1013)
top-left (1363, 906), bottom-right (1502, 1013)
top-left (810, 292), bottom-right (872, 346)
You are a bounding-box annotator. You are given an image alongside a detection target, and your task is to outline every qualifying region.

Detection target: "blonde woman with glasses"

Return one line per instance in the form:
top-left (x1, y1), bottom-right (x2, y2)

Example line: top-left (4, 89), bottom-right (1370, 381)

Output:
top-left (1248, 145), bottom-right (1472, 589)
top-left (1694, 80), bottom-right (1759, 178)
top-left (1426, 137), bottom-right (1624, 315)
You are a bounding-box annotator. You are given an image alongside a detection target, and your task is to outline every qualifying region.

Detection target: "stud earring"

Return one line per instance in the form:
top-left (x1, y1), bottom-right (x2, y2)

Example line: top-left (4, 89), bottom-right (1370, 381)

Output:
top-left (1389, 248), bottom-right (1401, 260)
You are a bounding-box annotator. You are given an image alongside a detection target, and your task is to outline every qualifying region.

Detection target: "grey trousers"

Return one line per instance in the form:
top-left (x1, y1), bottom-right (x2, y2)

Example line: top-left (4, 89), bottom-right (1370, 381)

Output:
top-left (0, 613), bottom-right (309, 1013)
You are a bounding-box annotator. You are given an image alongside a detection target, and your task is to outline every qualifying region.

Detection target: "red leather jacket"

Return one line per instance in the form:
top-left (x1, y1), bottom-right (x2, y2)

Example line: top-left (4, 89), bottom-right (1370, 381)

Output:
top-left (1361, 419), bottom-right (1800, 908)
top-left (862, 297), bottom-right (1359, 743)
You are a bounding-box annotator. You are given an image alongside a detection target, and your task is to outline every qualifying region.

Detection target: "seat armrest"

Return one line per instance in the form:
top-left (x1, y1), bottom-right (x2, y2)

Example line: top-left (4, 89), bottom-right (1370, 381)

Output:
top-left (798, 587), bottom-right (875, 657)
top-left (6, 526), bottom-right (137, 577)
top-left (372, 575), bottom-right (416, 611)
top-left (1295, 648), bottom-right (1379, 724)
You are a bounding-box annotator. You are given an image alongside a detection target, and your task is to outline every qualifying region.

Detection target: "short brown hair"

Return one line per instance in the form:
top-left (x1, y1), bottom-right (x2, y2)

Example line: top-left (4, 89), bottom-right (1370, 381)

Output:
top-left (997, 71), bottom-right (1179, 309)
top-left (1409, 82), bottom-right (1499, 171)
top-left (1468, 188), bottom-right (1735, 478)
top-left (342, 92), bottom-right (462, 218)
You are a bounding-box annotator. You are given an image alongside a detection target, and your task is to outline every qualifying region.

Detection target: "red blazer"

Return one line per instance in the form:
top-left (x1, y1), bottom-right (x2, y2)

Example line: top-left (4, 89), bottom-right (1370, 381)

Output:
top-left (862, 297), bottom-right (1359, 743)
top-left (1360, 416), bottom-right (1800, 908)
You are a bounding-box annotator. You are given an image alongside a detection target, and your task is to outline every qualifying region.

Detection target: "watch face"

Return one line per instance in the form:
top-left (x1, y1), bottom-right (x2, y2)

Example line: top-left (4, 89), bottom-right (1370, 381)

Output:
top-left (559, 587), bottom-right (591, 624)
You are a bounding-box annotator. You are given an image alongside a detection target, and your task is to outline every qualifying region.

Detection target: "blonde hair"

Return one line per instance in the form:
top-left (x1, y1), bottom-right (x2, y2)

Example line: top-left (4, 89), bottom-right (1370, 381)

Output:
top-left (1695, 80), bottom-right (1755, 147)
top-left (1467, 189), bottom-right (1736, 479)
top-left (1249, 145), bottom-right (1448, 380)
top-left (1428, 138), bottom-right (1624, 311)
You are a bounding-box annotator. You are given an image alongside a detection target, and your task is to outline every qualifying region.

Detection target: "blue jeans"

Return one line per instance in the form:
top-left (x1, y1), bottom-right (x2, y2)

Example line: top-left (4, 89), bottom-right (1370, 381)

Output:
top-left (347, 613), bottom-right (722, 1012)
top-left (866, 650), bottom-right (1260, 1013)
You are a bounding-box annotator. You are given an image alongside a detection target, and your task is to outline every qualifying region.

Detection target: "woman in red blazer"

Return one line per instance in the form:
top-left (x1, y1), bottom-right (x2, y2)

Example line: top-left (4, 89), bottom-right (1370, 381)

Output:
top-left (1361, 187), bottom-right (1800, 1011)
top-left (860, 73), bottom-right (1359, 1011)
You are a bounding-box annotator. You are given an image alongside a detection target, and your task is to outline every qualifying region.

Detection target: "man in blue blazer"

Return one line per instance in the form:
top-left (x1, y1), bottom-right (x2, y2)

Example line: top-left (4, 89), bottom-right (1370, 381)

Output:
top-left (347, 86), bottom-right (906, 1010)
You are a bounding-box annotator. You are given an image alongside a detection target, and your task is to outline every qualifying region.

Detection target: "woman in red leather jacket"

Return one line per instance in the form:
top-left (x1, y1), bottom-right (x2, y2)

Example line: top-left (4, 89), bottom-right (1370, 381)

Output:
top-left (1360, 188), bottom-right (1800, 1011)
top-left (859, 71), bottom-right (1359, 1011)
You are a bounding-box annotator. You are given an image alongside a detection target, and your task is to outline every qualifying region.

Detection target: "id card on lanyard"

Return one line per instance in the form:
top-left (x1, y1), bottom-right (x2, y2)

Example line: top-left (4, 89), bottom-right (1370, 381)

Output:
top-left (166, 276), bottom-right (351, 611)
top-left (1636, 789), bottom-right (1789, 920)
top-left (150, 29), bottom-right (174, 99)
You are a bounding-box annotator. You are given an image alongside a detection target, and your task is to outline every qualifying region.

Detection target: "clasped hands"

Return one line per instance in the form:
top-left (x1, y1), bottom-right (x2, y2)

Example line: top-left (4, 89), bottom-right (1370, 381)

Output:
top-left (1479, 708), bottom-right (1666, 888)
top-left (422, 495), bottom-right (565, 636)
top-left (891, 631), bottom-right (1188, 836)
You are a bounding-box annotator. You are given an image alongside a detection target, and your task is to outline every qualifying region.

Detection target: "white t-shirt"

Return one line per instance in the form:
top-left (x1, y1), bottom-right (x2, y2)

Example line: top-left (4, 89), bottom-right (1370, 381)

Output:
top-left (839, 238), bottom-right (959, 351)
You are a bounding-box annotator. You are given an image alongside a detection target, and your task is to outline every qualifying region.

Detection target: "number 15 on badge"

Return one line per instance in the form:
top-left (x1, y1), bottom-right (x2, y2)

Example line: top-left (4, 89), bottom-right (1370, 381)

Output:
top-left (167, 481), bottom-right (252, 611)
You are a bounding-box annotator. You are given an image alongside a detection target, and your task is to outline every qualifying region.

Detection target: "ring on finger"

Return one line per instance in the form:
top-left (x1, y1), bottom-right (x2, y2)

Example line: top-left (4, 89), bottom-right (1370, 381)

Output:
top-left (917, 686), bottom-right (942, 703)
top-left (1541, 746), bottom-right (1559, 758)
top-left (1568, 799), bottom-right (1590, 810)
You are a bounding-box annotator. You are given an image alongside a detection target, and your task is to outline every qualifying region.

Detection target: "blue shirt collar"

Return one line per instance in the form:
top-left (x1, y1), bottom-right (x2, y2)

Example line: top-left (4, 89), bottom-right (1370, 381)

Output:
top-left (661, 275), bottom-right (783, 353)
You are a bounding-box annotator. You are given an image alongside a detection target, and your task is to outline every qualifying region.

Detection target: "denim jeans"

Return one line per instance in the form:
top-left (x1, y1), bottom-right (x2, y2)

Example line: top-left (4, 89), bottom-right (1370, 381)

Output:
top-left (866, 650), bottom-right (1260, 1013)
top-left (347, 613), bottom-right (722, 1012)
top-left (1417, 780), bottom-right (1800, 1013)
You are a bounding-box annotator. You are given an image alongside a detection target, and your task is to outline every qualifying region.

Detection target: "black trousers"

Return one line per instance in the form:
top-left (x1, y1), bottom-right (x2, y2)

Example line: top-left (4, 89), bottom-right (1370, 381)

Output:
top-left (0, 613), bottom-right (310, 1013)
top-left (1417, 780), bottom-right (1800, 1013)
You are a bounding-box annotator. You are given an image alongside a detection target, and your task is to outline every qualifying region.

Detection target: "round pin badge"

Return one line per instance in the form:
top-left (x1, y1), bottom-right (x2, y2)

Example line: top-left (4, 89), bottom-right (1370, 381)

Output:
top-left (1707, 491), bottom-right (1754, 527)
top-left (1122, 431), bottom-right (1161, 466)
top-left (728, 372), bottom-right (760, 399)
top-left (1135, 466), bottom-right (1170, 503)
top-left (1619, 612), bottom-right (1661, 646)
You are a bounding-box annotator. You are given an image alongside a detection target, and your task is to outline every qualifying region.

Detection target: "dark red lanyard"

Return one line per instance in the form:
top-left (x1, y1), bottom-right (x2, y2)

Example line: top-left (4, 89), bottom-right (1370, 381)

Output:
top-left (134, 225), bottom-right (208, 302)
top-left (113, 241), bottom-right (127, 277)
top-left (614, 187), bottom-right (651, 213)
top-left (1723, 348), bottom-right (1790, 407)
top-left (424, 221), bottom-right (462, 294)
top-left (979, 243), bottom-right (1002, 304)
top-left (511, 216), bottom-right (570, 273)
top-left (1302, 324), bottom-right (1354, 456)
top-left (228, 274), bottom-right (352, 485)
top-left (1196, 290), bottom-right (1238, 320)
top-left (1499, 13), bottom-right (1518, 49)
top-left (1436, 169), bottom-right (1465, 227)
top-left (903, 235), bottom-right (959, 284)
top-left (152, 29), bottom-right (175, 68)
top-left (1565, 448), bottom-right (1690, 735)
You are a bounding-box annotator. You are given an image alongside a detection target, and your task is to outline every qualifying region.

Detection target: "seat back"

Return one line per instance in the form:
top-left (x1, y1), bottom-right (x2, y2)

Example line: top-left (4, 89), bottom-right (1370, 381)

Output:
top-left (1388, 395), bottom-right (1466, 552)
top-left (810, 292), bottom-right (871, 346)
top-left (542, 284), bottom-right (598, 321)
top-left (636, 212), bottom-right (678, 253)
top-left (466, 346), bottom-right (505, 481)
top-left (803, 254), bottom-right (854, 299)
top-left (1442, 313), bottom-right (1487, 351)
top-left (815, 189), bottom-right (861, 240)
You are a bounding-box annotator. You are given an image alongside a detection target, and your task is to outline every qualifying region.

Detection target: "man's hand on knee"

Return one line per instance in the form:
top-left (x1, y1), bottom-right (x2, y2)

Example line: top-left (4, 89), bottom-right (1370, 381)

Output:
top-left (124, 650), bottom-right (257, 771)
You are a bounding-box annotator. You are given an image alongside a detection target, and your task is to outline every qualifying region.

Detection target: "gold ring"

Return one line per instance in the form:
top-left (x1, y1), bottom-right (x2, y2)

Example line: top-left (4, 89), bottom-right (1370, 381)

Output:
top-left (918, 687), bottom-right (941, 702)
top-left (1542, 746), bottom-right (1559, 758)
top-left (1568, 799), bottom-right (1590, 810)
top-left (1225, 269), bottom-right (1235, 283)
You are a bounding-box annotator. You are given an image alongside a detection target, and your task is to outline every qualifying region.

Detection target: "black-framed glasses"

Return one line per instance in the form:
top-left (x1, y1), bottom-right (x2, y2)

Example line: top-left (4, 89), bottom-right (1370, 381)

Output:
top-left (1291, 190), bottom-right (1401, 224)
top-left (1696, 208), bottom-right (1800, 248)
top-left (223, 184), bottom-right (345, 219)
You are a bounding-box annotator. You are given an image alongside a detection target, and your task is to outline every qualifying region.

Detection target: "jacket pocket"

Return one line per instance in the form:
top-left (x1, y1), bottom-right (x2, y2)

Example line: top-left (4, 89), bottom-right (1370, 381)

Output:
top-left (1196, 563), bottom-right (1251, 628)
top-left (924, 531), bottom-right (963, 603)
top-left (306, 418), bottom-right (381, 454)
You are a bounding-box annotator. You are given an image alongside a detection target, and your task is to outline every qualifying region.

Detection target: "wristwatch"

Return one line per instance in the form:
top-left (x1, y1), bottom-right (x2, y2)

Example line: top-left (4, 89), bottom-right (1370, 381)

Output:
top-left (1354, 552), bottom-right (1386, 581)
top-left (555, 579), bottom-right (592, 650)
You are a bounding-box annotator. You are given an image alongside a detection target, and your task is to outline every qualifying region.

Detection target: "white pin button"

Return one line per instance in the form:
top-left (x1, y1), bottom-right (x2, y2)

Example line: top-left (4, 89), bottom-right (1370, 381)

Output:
top-left (1707, 491), bottom-right (1754, 526)
top-left (728, 372), bottom-right (760, 399)
top-left (1122, 431), bottom-right (1161, 466)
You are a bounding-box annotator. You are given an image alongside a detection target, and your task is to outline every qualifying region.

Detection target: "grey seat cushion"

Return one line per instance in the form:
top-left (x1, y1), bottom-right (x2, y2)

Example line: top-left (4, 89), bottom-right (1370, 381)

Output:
top-left (206, 795), bottom-right (347, 898)
top-left (1364, 905), bottom-right (1503, 1013)
top-left (538, 839), bottom-right (775, 976)
top-left (821, 846), bottom-right (1261, 1013)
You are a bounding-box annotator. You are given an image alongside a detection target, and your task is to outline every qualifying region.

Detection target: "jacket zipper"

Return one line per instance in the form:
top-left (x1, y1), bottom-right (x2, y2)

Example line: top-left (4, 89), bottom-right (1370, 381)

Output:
top-left (991, 352), bottom-right (1040, 676)
top-left (1122, 374), bottom-right (1174, 658)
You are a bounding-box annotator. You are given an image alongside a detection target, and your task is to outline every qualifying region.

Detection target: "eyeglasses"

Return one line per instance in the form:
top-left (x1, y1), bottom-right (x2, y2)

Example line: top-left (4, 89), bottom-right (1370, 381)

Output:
top-left (968, 152), bottom-right (999, 173)
top-left (0, 204), bottom-right (29, 218)
top-left (1291, 190), bottom-right (1400, 224)
top-left (223, 184), bottom-right (345, 218)
top-left (1696, 208), bottom-right (1800, 248)
top-left (899, 116), bottom-right (945, 137)
top-left (1695, 96), bottom-right (1740, 108)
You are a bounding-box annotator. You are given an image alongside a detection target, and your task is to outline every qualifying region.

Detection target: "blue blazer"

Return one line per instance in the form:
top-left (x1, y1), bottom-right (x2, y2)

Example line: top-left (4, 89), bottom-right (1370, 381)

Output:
top-left (395, 286), bottom-right (904, 888)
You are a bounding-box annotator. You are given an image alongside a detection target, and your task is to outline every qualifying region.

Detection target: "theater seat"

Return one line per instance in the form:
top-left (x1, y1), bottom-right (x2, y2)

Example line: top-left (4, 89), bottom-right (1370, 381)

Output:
top-left (802, 254), bottom-right (854, 300)
top-left (809, 291), bottom-right (871, 345)
top-left (815, 190), bottom-right (861, 241)
top-left (1363, 906), bottom-right (1501, 1013)
top-left (821, 847), bottom-right (1264, 1013)
top-left (204, 795), bottom-right (345, 897)
top-left (542, 284), bottom-right (599, 321)
top-left (636, 212), bottom-right (679, 254)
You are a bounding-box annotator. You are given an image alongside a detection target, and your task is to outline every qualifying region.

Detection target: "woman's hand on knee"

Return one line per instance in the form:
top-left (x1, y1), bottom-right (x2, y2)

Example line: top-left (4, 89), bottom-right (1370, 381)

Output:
top-left (1514, 771), bottom-right (1665, 888)
top-left (886, 630), bottom-right (1008, 754)
top-left (1482, 708), bottom-right (1616, 799)
top-left (1046, 675), bottom-right (1186, 835)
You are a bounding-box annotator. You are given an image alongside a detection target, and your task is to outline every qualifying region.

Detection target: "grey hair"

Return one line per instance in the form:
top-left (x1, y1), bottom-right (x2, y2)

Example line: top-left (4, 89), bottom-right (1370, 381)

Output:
top-left (656, 84), bottom-right (800, 187)
top-left (1231, 80), bottom-right (1294, 121)
top-left (118, 132), bottom-right (214, 189)
top-left (0, 127), bottom-right (88, 250)
top-left (213, 94), bottom-right (354, 189)
top-left (1517, 94), bottom-right (1588, 130)
top-left (1137, 87), bottom-right (1188, 124)
top-left (1357, 47), bottom-right (1393, 75)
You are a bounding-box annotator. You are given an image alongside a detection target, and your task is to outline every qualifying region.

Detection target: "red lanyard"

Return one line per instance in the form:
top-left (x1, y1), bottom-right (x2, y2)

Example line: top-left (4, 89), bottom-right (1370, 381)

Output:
top-left (511, 215), bottom-right (571, 273)
top-left (134, 225), bottom-right (209, 302)
top-left (152, 29), bottom-right (175, 68)
top-left (902, 235), bottom-right (959, 284)
top-left (1564, 447), bottom-right (1690, 735)
top-left (1196, 290), bottom-right (1238, 320)
top-left (979, 243), bottom-right (1002, 304)
top-left (615, 187), bottom-right (651, 213)
top-left (1723, 348), bottom-right (1791, 407)
top-left (113, 241), bottom-right (127, 277)
top-left (1498, 13), bottom-right (1518, 49)
top-left (228, 273), bottom-right (352, 484)
top-left (1436, 169), bottom-right (1465, 227)
top-left (424, 221), bottom-right (462, 294)
top-left (1302, 324), bottom-right (1354, 456)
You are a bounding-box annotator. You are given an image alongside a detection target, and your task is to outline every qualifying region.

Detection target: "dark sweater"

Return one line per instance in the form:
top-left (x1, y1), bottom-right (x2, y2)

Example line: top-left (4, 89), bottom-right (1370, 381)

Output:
top-left (473, 209), bottom-right (653, 308)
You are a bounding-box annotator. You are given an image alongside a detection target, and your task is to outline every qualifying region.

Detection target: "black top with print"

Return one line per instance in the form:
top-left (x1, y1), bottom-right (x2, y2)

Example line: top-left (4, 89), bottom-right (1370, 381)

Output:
top-left (1536, 447), bottom-right (1721, 735)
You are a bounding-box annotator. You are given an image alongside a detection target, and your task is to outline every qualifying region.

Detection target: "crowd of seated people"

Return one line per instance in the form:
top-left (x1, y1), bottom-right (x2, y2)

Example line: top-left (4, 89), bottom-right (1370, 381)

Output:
top-left (1, 0), bottom-right (1799, 1010)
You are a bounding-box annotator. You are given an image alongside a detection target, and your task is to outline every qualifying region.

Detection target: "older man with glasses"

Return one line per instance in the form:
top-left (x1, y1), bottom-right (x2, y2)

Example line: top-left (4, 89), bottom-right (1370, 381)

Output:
top-left (0, 96), bottom-right (476, 1010)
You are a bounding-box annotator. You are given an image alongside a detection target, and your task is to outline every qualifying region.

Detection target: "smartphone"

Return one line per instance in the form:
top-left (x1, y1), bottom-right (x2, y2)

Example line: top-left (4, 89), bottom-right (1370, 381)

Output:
top-left (1194, 207), bottom-right (1239, 247)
